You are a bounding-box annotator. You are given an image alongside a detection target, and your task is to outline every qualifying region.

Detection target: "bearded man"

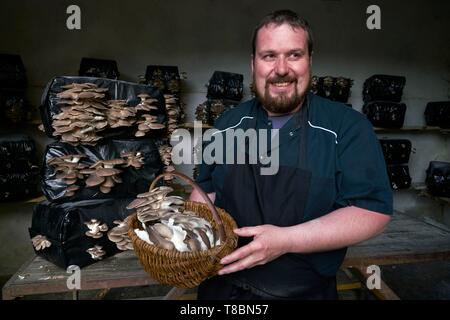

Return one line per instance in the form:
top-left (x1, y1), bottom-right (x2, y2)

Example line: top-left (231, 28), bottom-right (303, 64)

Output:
top-left (190, 9), bottom-right (392, 300)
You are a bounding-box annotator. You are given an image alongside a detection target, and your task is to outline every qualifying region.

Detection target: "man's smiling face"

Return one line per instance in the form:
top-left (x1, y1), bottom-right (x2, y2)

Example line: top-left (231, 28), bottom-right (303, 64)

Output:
top-left (252, 23), bottom-right (312, 115)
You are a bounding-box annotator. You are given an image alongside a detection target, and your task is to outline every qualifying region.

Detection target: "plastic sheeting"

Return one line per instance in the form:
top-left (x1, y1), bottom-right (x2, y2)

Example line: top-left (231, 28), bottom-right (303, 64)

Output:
top-left (29, 198), bottom-right (134, 268)
top-left (424, 101), bottom-right (450, 128)
top-left (387, 164), bottom-right (411, 190)
top-left (379, 139), bottom-right (412, 165)
top-left (426, 161), bottom-right (450, 197)
top-left (42, 138), bottom-right (163, 202)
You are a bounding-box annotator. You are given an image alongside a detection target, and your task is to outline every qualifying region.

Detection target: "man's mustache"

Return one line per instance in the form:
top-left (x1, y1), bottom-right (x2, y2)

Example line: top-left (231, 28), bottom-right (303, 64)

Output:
top-left (266, 76), bottom-right (297, 85)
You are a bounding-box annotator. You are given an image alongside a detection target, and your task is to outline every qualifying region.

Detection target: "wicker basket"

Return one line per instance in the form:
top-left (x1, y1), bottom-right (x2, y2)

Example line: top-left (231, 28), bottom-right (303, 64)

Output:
top-left (127, 171), bottom-right (238, 288)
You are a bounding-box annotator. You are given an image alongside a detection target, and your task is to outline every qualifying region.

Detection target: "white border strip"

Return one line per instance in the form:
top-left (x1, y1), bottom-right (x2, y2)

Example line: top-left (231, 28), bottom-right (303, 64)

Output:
top-left (212, 116), bottom-right (254, 135)
top-left (308, 121), bottom-right (338, 144)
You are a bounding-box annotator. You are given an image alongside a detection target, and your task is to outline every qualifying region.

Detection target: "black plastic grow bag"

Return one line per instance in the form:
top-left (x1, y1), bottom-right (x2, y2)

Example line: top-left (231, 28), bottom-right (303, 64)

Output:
top-left (79, 57), bottom-right (119, 79)
top-left (41, 138), bottom-right (163, 202)
top-left (0, 170), bottom-right (41, 201)
top-left (379, 139), bottom-right (412, 165)
top-left (207, 71), bottom-right (244, 101)
top-left (144, 65), bottom-right (181, 94)
top-left (424, 101), bottom-right (450, 128)
top-left (363, 74), bottom-right (406, 103)
top-left (39, 76), bottom-right (167, 140)
top-left (29, 198), bottom-right (134, 269)
top-left (362, 101), bottom-right (407, 128)
top-left (386, 164), bottom-right (411, 190)
top-left (426, 161), bottom-right (450, 197)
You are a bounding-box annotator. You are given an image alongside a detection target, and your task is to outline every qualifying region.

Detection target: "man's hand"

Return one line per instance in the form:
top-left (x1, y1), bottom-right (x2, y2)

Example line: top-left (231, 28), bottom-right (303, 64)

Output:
top-left (218, 224), bottom-right (290, 275)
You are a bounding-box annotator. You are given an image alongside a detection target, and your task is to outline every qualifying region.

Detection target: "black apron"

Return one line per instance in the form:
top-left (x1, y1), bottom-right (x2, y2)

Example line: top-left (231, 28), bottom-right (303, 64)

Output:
top-left (198, 100), bottom-right (338, 300)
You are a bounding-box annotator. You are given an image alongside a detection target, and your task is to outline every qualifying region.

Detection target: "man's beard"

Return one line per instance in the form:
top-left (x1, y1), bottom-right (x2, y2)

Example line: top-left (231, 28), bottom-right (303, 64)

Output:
top-left (254, 75), bottom-right (310, 114)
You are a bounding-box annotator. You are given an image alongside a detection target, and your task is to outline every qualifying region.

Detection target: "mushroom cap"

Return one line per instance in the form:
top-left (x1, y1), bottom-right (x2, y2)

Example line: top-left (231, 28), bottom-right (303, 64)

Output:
top-left (86, 174), bottom-right (105, 187)
top-left (149, 123), bottom-right (165, 130)
top-left (102, 159), bottom-right (126, 166)
top-left (96, 167), bottom-right (122, 177)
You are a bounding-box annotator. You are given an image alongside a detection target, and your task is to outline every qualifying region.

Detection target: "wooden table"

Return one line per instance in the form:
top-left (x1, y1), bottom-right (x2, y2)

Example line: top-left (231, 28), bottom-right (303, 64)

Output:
top-left (3, 212), bottom-right (450, 300)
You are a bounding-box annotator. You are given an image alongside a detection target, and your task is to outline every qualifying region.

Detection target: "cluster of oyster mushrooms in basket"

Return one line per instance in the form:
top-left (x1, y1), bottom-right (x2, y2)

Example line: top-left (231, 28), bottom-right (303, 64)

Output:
top-left (127, 186), bottom-right (220, 252)
top-left (47, 151), bottom-right (145, 196)
top-left (53, 83), bottom-right (165, 145)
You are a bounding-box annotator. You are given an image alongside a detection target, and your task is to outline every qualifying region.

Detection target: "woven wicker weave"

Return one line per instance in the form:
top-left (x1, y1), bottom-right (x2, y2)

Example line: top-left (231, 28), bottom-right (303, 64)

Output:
top-left (127, 171), bottom-right (238, 288)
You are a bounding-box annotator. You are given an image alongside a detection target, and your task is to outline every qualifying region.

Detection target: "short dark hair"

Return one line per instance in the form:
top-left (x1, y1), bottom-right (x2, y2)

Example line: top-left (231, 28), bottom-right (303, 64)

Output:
top-left (251, 9), bottom-right (314, 57)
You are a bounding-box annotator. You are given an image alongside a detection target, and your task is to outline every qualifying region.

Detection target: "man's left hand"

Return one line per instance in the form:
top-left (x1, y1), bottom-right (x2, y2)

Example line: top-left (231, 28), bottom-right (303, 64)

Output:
top-left (218, 224), bottom-right (290, 275)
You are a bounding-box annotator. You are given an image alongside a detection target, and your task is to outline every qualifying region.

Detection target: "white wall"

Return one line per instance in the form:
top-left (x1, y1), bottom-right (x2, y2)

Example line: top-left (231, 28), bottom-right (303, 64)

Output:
top-left (1, 0), bottom-right (449, 216)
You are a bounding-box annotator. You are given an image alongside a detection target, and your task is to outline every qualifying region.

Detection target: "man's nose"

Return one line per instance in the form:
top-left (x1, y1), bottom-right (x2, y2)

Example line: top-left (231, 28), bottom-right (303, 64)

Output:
top-left (274, 57), bottom-right (288, 76)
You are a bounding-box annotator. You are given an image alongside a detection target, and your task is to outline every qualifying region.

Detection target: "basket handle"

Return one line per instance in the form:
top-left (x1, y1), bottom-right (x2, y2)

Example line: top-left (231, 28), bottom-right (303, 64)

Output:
top-left (149, 171), bottom-right (226, 242)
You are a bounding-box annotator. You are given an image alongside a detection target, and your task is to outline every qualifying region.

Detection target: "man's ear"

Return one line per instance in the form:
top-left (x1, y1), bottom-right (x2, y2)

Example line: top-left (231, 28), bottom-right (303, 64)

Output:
top-left (251, 55), bottom-right (254, 74)
top-left (309, 52), bottom-right (313, 67)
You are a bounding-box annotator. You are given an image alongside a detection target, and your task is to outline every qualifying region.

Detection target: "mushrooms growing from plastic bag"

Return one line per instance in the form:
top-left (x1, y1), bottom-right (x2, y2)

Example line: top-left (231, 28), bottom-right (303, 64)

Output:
top-left (106, 99), bottom-right (137, 128)
top-left (84, 219), bottom-right (108, 239)
top-left (86, 245), bottom-right (106, 260)
top-left (84, 159), bottom-right (125, 194)
top-left (121, 151), bottom-right (145, 169)
top-left (164, 94), bottom-right (181, 135)
top-left (53, 83), bottom-right (108, 145)
top-left (195, 101), bottom-right (209, 124)
top-left (127, 186), bottom-right (220, 252)
top-left (47, 154), bottom-right (87, 197)
top-left (31, 235), bottom-right (52, 251)
top-left (158, 145), bottom-right (175, 181)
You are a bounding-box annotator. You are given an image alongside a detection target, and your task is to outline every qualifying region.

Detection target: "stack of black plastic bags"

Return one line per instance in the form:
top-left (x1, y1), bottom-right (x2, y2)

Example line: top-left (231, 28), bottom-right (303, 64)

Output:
top-left (0, 134), bottom-right (40, 201)
top-left (29, 65), bottom-right (168, 269)
top-left (360, 75), bottom-right (411, 190)
top-left (195, 71), bottom-right (243, 125)
top-left (0, 54), bottom-right (40, 201)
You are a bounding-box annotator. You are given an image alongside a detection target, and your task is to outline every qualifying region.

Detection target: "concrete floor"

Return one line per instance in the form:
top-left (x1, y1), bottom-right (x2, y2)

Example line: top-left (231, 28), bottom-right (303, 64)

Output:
top-left (1, 198), bottom-right (450, 300)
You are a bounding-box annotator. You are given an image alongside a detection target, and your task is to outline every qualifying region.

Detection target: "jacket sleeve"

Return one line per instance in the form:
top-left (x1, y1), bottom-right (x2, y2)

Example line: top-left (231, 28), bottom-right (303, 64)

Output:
top-left (335, 114), bottom-right (393, 215)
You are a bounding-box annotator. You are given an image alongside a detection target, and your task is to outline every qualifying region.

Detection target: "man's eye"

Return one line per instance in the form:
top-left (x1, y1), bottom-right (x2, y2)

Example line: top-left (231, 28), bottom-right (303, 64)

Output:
top-left (289, 52), bottom-right (302, 59)
top-left (263, 54), bottom-right (275, 61)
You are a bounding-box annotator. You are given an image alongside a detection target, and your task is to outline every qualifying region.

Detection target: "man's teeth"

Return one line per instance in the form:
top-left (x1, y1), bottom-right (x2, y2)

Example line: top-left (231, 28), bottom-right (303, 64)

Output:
top-left (272, 82), bottom-right (291, 87)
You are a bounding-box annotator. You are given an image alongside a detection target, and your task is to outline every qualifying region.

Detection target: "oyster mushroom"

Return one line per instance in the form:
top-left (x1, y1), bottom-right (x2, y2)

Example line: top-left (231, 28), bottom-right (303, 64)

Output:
top-left (31, 235), bottom-right (52, 251)
top-left (195, 101), bottom-right (210, 125)
top-left (145, 224), bottom-right (175, 250)
top-left (53, 83), bottom-right (109, 145)
top-left (135, 113), bottom-right (165, 137)
top-left (108, 219), bottom-right (134, 251)
top-left (85, 159), bottom-right (125, 193)
top-left (86, 245), bottom-right (106, 260)
top-left (121, 151), bottom-right (144, 168)
top-left (47, 154), bottom-right (87, 197)
top-left (106, 100), bottom-right (137, 128)
top-left (158, 145), bottom-right (175, 181)
top-left (84, 219), bottom-right (108, 238)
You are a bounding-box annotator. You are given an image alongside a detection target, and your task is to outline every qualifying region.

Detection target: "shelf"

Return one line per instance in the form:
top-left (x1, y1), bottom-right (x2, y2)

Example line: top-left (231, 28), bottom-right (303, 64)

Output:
top-left (179, 122), bottom-right (212, 130)
top-left (374, 126), bottom-right (450, 134)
